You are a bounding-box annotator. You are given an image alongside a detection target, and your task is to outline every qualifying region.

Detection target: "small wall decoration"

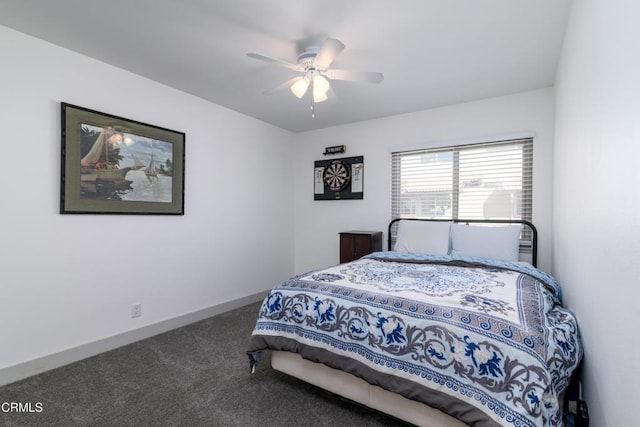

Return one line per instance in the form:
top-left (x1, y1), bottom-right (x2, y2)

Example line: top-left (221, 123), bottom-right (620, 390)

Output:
top-left (60, 103), bottom-right (185, 214)
top-left (323, 144), bottom-right (346, 155)
top-left (314, 156), bottom-right (363, 200)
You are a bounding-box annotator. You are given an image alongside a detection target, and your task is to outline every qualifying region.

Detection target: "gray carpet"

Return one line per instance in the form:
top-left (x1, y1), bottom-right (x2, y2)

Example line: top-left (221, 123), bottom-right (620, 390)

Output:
top-left (0, 302), bottom-right (411, 426)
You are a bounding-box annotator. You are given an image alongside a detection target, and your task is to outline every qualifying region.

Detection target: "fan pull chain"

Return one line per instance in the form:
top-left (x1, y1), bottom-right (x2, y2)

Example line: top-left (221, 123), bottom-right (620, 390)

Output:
top-left (310, 97), bottom-right (315, 118)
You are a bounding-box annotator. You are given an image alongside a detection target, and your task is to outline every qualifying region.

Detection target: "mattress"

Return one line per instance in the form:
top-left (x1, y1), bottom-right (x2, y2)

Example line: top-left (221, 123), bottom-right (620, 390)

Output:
top-left (271, 350), bottom-right (466, 427)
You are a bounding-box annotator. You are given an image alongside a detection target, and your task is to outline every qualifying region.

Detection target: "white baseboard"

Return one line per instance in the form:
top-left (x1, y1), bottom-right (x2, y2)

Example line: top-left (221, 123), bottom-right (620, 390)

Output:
top-left (0, 291), bottom-right (267, 387)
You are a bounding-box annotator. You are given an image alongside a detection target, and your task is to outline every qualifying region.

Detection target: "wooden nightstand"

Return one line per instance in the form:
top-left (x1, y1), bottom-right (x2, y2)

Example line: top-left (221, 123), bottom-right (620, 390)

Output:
top-left (339, 231), bottom-right (383, 263)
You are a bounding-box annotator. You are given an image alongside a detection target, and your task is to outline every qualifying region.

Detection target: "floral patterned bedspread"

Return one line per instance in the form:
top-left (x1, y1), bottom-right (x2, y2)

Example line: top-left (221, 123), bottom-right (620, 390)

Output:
top-left (247, 252), bottom-right (582, 427)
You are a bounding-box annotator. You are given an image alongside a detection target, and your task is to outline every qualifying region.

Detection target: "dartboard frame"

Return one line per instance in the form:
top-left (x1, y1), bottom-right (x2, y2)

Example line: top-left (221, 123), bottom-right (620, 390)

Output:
top-left (314, 156), bottom-right (364, 200)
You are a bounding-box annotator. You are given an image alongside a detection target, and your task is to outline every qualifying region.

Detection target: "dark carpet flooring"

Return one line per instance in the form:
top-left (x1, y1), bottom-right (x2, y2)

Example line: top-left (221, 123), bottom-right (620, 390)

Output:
top-left (0, 302), bottom-right (411, 426)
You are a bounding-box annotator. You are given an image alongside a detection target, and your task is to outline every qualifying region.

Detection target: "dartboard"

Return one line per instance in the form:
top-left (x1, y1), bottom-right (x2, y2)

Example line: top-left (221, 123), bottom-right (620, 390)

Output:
top-left (323, 160), bottom-right (351, 191)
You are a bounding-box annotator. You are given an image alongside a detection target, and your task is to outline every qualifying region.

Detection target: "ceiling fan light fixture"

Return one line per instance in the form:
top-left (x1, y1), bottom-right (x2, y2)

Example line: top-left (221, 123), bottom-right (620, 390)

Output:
top-left (313, 91), bottom-right (328, 103)
top-left (312, 74), bottom-right (330, 103)
top-left (290, 77), bottom-right (310, 99)
top-left (248, 37), bottom-right (383, 114)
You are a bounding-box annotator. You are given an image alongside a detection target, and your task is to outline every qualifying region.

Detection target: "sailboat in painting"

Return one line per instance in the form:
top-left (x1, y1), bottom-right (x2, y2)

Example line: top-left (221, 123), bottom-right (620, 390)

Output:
top-left (145, 144), bottom-right (158, 183)
top-left (131, 155), bottom-right (145, 170)
top-left (80, 127), bottom-right (132, 192)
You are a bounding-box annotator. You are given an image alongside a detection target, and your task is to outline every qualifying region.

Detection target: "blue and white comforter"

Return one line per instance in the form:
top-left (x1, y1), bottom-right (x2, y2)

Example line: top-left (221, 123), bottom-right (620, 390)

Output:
top-left (247, 252), bottom-right (582, 426)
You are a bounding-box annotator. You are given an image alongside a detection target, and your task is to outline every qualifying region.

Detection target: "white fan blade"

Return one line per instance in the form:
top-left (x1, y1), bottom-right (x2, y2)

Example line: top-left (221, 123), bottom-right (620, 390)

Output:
top-left (314, 38), bottom-right (345, 69)
top-left (326, 69), bottom-right (384, 83)
top-left (263, 77), bottom-right (302, 95)
top-left (247, 53), bottom-right (299, 71)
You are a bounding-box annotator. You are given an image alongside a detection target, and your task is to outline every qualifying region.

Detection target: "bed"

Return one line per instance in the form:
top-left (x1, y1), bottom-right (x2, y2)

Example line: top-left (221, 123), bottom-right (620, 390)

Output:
top-left (247, 219), bottom-right (582, 426)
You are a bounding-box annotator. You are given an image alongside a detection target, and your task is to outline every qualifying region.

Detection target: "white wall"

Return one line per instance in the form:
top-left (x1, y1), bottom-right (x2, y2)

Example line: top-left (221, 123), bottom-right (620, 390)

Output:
top-left (293, 89), bottom-right (555, 274)
top-left (0, 26), bottom-right (294, 381)
top-left (554, 0), bottom-right (640, 425)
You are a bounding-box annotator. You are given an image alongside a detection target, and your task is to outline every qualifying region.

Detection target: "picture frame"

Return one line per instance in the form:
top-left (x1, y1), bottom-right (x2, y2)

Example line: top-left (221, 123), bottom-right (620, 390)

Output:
top-left (60, 103), bottom-right (185, 215)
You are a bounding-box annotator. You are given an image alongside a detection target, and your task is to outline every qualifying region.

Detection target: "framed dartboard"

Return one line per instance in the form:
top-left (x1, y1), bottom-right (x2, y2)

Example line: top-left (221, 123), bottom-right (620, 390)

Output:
top-left (314, 156), bottom-right (364, 200)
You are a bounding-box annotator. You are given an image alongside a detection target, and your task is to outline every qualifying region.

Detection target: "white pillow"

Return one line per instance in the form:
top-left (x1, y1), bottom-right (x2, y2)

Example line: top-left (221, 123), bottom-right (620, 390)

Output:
top-left (450, 223), bottom-right (521, 262)
top-left (394, 220), bottom-right (451, 255)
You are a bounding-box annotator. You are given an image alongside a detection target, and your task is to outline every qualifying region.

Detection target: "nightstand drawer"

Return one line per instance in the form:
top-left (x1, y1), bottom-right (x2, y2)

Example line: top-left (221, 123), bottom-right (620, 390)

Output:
top-left (339, 231), bottom-right (382, 263)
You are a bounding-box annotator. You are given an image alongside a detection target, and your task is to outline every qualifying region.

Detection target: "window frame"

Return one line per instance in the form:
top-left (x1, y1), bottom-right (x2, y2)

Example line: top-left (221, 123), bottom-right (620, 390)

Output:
top-left (391, 137), bottom-right (534, 248)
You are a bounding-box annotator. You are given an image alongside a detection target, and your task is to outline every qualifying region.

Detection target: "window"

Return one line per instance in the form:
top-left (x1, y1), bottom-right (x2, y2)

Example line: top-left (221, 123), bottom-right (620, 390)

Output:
top-left (391, 138), bottom-right (533, 241)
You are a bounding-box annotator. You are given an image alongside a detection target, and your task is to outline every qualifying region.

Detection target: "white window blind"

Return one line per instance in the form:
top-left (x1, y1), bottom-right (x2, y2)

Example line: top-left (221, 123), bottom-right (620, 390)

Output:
top-left (391, 138), bottom-right (533, 238)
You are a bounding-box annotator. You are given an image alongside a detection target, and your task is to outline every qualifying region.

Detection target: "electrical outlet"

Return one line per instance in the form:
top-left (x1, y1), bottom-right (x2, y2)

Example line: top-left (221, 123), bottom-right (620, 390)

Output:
top-left (131, 303), bottom-right (142, 318)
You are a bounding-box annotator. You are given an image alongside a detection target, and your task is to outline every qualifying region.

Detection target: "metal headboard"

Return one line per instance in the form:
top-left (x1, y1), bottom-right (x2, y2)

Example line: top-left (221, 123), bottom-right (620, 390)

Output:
top-left (388, 218), bottom-right (538, 267)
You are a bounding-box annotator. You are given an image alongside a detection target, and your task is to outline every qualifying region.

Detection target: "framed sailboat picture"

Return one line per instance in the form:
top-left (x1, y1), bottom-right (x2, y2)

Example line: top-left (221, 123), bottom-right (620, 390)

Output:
top-left (60, 103), bottom-right (185, 214)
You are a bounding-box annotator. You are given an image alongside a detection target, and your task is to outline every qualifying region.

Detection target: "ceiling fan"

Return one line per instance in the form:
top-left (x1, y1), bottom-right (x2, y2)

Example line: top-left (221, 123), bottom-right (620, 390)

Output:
top-left (247, 38), bottom-right (383, 116)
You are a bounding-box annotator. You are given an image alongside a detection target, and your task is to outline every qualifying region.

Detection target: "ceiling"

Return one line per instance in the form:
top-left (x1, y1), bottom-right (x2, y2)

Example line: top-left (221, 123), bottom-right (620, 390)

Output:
top-left (0, 0), bottom-right (571, 133)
